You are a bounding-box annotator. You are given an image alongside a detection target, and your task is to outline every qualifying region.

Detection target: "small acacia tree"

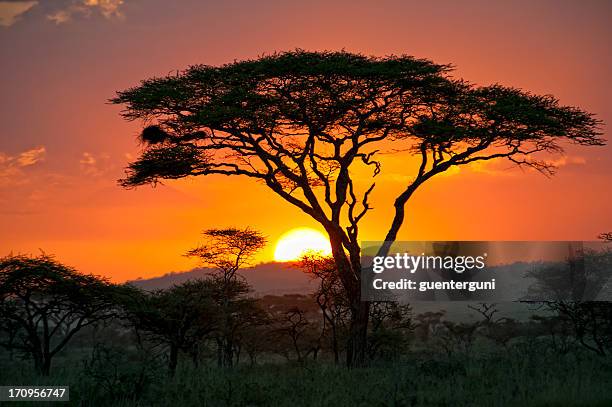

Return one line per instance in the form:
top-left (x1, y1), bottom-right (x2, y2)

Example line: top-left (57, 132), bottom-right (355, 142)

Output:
top-left (0, 254), bottom-right (120, 375)
top-left (523, 237), bottom-right (612, 356)
top-left (186, 228), bottom-right (266, 284)
top-left (123, 279), bottom-right (218, 376)
top-left (186, 227), bottom-right (266, 367)
top-left (112, 50), bottom-right (603, 366)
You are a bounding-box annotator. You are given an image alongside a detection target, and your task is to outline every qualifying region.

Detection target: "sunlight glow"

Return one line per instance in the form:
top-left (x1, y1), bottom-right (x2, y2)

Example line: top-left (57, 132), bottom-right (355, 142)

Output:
top-left (273, 228), bottom-right (332, 262)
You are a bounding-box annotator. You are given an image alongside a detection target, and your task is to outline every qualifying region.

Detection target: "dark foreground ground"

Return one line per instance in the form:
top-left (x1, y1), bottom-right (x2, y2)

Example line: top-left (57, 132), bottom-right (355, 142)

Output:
top-left (2, 348), bottom-right (611, 407)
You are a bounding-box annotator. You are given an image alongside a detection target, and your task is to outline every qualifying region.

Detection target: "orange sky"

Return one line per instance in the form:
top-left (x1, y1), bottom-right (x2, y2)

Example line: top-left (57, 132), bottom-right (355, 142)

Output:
top-left (1, 0), bottom-right (610, 281)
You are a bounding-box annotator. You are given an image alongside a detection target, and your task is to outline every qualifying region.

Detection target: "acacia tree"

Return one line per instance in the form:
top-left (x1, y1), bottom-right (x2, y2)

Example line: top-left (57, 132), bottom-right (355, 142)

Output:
top-left (186, 227), bottom-right (266, 367)
top-left (523, 238), bottom-right (612, 356)
top-left (0, 254), bottom-right (120, 375)
top-left (600, 233), bottom-right (612, 242)
top-left (186, 228), bottom-right (266, 285)
top-left (123, 279), bottom-right (218, 376)
top-left (112, 50), bottom-right (603, 366)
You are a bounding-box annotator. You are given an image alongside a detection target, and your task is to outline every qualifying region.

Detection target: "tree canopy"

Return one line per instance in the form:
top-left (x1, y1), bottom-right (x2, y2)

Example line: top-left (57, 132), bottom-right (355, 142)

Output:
top-left (112, 50), bottom-right (602, 251)
top-left (186, 227), bottom-right (266, 282)
top-left (0, 253), bottom-right (122, 375)
top-left (122, 278), bottom-right (219, 375)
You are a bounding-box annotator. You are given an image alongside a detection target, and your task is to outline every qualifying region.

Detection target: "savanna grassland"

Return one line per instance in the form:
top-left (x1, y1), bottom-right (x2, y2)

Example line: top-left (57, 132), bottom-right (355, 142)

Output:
top-left (2, 342), bottom-right (612, 407)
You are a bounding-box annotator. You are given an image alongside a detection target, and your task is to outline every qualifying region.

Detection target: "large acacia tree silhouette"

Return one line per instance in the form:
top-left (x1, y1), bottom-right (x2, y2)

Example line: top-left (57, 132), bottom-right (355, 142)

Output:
top-left (112, 50), bottom-right (603, 367)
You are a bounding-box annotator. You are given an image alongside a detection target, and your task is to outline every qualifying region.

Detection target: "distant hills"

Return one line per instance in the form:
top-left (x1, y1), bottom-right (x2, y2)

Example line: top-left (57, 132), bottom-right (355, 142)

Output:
top-left (126, 261), bottom-right (579, 321)
top-left (128, 262), bottom-right (316, 295)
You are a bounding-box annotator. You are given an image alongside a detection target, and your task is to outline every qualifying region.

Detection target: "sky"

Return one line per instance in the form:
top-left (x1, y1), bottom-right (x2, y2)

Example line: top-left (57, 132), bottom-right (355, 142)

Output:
top-left (0, 0), bottom-right (610, 282)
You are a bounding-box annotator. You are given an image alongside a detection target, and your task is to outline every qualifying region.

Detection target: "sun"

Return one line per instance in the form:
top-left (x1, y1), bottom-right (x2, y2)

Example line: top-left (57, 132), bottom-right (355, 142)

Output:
top-left (273, 228), bottom-right (332, 262)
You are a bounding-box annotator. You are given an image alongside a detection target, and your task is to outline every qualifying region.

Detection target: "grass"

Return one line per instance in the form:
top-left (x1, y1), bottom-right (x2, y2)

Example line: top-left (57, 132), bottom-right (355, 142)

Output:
top-left (2, 345), bottom-right (612, 407)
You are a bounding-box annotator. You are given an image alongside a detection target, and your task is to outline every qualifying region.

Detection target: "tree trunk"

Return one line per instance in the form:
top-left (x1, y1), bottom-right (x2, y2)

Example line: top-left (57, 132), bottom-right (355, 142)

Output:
top-left (331, 324), bottom-right (340, 365)
top-left (292, 333), bottom-right (302, 363)
top-left (326, 228), bottom-right (369, 367)
top-left (223, 340), bottom-right (234, 367)
top-left (32, 347), bottom-right (52, 376)
top-left (191, 348), bottom-right (199, 368)
top-left (168, 344), bottom-right (178, 377)
top-left (216, 338), bottom-right (223, 367)
top-left (33, 351), bottom-right (45, 376)
top-left (41, 356), bottom-right (51, 376)
top-left (346, 299), bottom-right (369, 368)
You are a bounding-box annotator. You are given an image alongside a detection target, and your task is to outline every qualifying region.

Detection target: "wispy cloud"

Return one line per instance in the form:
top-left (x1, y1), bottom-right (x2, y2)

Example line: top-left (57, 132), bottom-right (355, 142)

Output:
top-left (546, 155), bottom-right (587, 168)
top-left (0, 146), bottom-right (46, 168)
top-left (79, 151), bottom-right (96, 166)
top-left (0, 146), bottom-right (46, 186)
top-left (16, 146), bottom-right (46, 166)
top-left (0, 0), bottom-right (128, 27)
top-left (47, 0), bottom-right (124, 25)
top-left (79, 151), bottom-right (114, 176)
top-left (0, 1), bottom-right (38, 27)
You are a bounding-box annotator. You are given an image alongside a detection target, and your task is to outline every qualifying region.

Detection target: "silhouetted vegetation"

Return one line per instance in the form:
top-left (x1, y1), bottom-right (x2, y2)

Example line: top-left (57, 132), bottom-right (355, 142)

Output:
top-left (0, 254), bottom-right (124, 375)
top-left (1, 249), bottom-right (612, 405)
top-left (112, 50), bottom-right (604, 367)
top-left (121, 279), bottom-right (218, 376)
top-left (186, 227), bottom-right (267, 367)
top-left (522, 240), bottom-right (612, 356)
top-left (1, 48), bottom-right (609, 404)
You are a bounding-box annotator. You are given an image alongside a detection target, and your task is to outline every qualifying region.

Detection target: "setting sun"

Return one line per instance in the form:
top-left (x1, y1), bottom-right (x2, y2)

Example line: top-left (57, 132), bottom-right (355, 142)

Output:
top-left (273, 228), bottom-right (332, 262)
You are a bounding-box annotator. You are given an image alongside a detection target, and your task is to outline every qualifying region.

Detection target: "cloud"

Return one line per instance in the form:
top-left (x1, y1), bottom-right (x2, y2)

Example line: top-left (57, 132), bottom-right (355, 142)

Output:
top-left (0, 146), bottom-right (46, 168)
top-left (16, 146), bottom-right (46, 166)
top-left (0, 146), bottom-right (46, 186)
top-left (47, 0), bottom-right (124, 25)
top-left (79, 151), bottom-right (96, 166)
top-left (463, 155), bottom-right (587, 176)
top-left (79, 151), bottom-right (114, 176)
top-left (547, 155), bottom-right (587, 168)
top-left (46, 9), bottom-right (69, 24)
top-left (0, 1), bottom-right (38, 27)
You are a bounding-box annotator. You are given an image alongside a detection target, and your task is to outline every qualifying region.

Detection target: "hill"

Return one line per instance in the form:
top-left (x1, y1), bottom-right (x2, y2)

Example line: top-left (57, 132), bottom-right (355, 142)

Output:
top-left (128, 262), bottom-right (315, 295)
